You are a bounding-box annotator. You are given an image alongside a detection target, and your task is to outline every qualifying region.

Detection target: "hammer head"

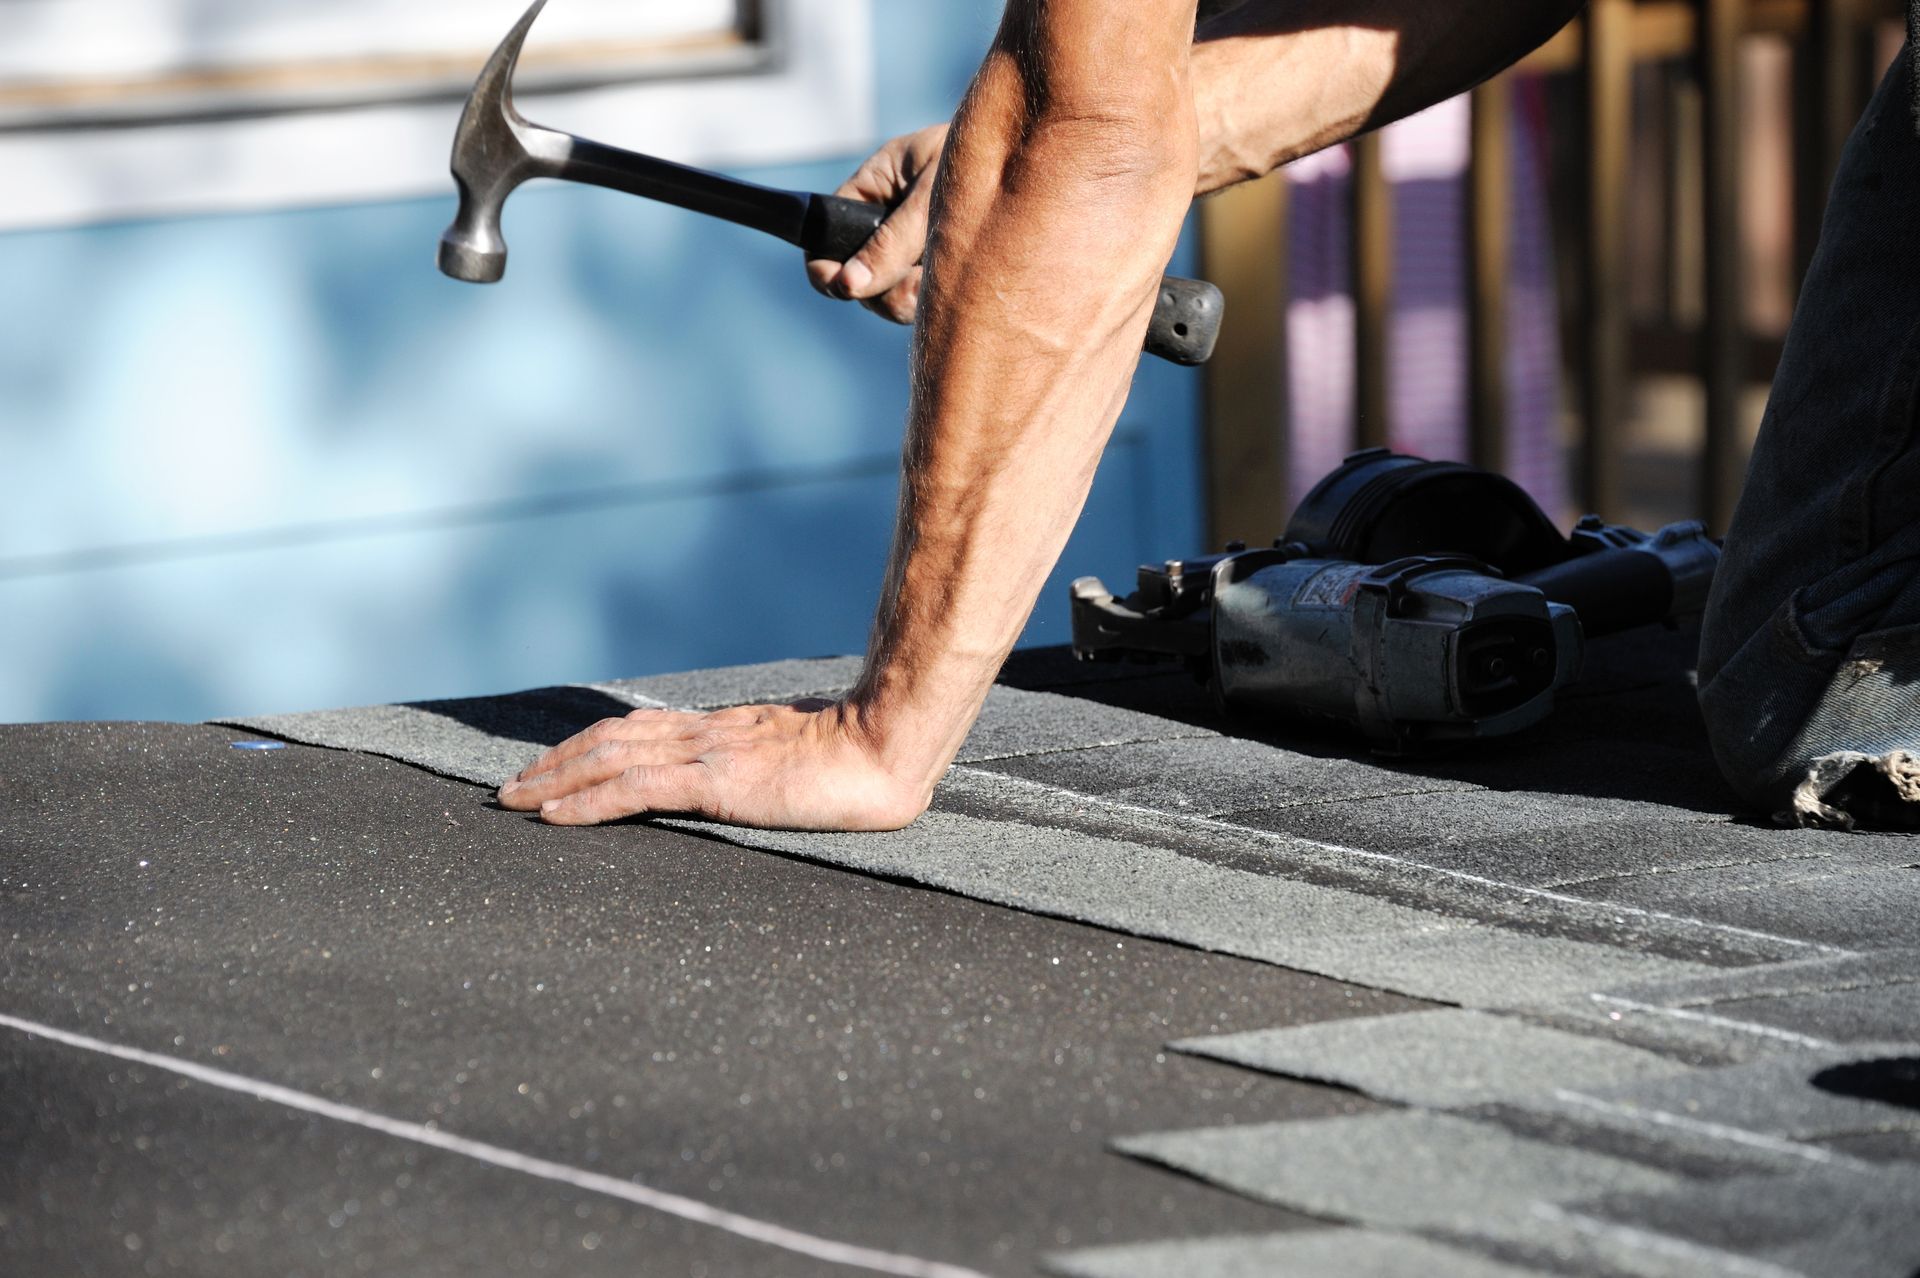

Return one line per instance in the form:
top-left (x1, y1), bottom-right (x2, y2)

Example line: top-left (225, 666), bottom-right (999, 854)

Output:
top-left (438, 0), bottom-right (548, 283)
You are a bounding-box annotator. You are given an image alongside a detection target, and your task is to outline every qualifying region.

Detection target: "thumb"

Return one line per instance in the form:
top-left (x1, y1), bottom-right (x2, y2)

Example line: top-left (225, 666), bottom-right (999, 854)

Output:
top-left (835, 176), bottom-right (934, 301)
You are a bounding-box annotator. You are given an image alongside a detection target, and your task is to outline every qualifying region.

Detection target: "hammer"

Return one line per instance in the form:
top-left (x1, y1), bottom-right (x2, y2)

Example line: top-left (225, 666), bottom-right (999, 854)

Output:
top-left (439, 0), bottom-right (1225, 366)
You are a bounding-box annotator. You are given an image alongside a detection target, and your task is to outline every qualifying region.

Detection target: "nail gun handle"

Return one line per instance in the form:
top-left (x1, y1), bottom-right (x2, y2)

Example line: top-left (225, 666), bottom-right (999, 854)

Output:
top-left (799, 194), bottom-right (1224, 367)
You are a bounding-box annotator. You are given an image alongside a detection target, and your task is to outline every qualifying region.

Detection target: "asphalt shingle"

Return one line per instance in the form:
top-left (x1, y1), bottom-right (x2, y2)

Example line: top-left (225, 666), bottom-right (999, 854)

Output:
top-left (1506, 950), bottom-right (1918, 1063)
top-left (228, 701), bottom-right (538, 787)
top-left (1047, 1228), bottom-right (1543, 1278)
top-left (677, 809), bottom-right (1466, 977)
top-left (969, 734), bottom-right (1478, 817)
top-left (204, 640), bottom-right (1920, 1278)
top-left (1561, 1047), bottom-right (1920, 1141)
top-left (1172, 1009), bottom-right (1691, 1108)
top-left (1114, 1111), bottom-right (1682, 1238)
top-left (1707, 984), bottom-right (1920, 1047)
top-left (1426, 818), bottom-right (1854, 892)
top-left (1565, 1162), bottom-right (1920, 1278)
top-left (1220, 788), bottom-right (1709, 867)
top-left (953, 685), bottom-right (1218, 764)
top-left (592, 656), bottom-right (864, 709)
top-left (1576, 862), bottom-right (1920, 951)
top-left (1304, 927), bottom-right (1717, 1009)
top-left (1596, 949), bottom-right (1920, 1011)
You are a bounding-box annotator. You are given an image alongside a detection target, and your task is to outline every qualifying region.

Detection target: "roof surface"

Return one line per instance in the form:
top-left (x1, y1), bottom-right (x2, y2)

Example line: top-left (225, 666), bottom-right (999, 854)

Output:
top-left (4, 631), bottom-right (1918, 1276)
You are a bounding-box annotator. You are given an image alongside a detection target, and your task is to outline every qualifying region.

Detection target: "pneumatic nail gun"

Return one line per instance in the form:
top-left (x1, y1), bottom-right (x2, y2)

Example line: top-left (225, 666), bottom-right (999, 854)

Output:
top-left (1069, 449), bottom-right (1719, 748)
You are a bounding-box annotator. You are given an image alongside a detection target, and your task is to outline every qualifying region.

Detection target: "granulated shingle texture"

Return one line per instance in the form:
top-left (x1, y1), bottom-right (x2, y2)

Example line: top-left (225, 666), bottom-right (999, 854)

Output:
top-left (1115, 1111), bottom-right (1682, 1237)
top-left (1565, 1162), bottom-right (1920, 1278)
top-left (4, 722), bottom-right (1406, 1278)
top-left (1047, 1228), bottom-right (1543, 1278)
top-left (970, 734), bottom-right (1480, 817)
top-left (216, 635), bottom-right (1920, 1276)
top-left (1561, 1047), bottom-right (1920, 1140)
top-left (1173, 1009), bottom-right (1690, 1107)
top-left (1579, 861), bottom-right (1920, 950)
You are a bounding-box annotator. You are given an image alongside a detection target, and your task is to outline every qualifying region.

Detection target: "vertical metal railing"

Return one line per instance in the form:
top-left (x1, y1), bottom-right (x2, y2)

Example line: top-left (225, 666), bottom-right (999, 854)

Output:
top-left (1349, 131), bottom-right (1394, 451)
top-left (1199, 172), bottom-right (1293, 548)
top-left (1700, 0), bottom-right (1748, 530)
top-left (1467, 78), bottom-right (1513, 474)
top-left (1580, 0), bottom-right (1634, 518)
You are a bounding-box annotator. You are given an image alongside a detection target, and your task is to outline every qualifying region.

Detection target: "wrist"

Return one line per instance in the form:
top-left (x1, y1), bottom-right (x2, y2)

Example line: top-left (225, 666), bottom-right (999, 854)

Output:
top-left (845, 651), bottom-right (998, 790)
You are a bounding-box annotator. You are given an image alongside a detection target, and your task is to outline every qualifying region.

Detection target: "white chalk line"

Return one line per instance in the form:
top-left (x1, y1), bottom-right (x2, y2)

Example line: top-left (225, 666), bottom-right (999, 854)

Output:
top-left (0, 1013), bottom-right (989, 1278)
top-left (1547, 1088), bottom-right (1866, 1169)
top-left (1287, 834), bottom-right (1850, 956)
top-left (1587, 995), bottom-right (1837, 1050)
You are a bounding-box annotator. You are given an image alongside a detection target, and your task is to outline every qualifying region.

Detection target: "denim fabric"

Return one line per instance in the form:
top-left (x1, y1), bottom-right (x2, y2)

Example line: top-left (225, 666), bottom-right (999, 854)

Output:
top-left (1698, 48), bottom-right (1920, 828)
top-left (1911, 3), bottom-right (1919, 132)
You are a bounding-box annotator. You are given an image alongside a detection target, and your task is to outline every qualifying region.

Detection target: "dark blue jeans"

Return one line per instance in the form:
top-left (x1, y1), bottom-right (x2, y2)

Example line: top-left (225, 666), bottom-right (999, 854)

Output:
top-left (1698, 48), bottom-right (1920, 827)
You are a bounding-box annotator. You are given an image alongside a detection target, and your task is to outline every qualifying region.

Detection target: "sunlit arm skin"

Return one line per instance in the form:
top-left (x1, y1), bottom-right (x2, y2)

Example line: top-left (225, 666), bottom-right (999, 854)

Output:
top-left (500, 0), bottom-right (1588, 831)
top-left (498, 0), bottom-right (1202, 830)
top-left (808, 0), bottom-right (1585, 321)
top-left (1190, 0), bottom-right (1583, 189)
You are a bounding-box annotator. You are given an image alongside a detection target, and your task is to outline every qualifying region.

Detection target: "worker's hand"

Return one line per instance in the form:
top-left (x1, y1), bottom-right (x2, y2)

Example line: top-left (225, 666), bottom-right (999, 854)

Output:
top-left (806, 123), bottom-right (948, 325)
top-left (495, 700), bottom-right (934, 832)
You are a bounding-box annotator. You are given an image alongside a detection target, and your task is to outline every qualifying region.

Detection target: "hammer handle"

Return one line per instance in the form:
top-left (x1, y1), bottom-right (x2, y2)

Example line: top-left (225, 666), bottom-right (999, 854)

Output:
top-left (800, 194), bottom-right (1224, 367)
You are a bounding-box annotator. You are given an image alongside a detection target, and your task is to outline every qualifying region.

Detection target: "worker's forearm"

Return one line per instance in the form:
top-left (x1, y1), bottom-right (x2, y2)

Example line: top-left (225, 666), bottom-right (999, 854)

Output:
top-left (850, 6), bottom-right (1201, 789)
top-left (1192, 0), bottom-right (1584, 191)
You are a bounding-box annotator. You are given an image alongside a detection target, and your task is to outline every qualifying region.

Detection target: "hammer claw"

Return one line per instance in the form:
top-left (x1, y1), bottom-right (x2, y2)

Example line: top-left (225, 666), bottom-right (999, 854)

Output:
top-left (438, 0), bottom-right (549, 282)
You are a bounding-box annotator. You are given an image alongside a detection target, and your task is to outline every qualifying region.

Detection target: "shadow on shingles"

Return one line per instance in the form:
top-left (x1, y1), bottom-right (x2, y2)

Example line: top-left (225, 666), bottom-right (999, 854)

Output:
top-left (998, 625), bottom-right (1745, 820)
top-left (406, 685), bottom-right (638, 750)
top-left (1811, 1057), bottom-right (1920, 1112)
top-left (404, 633), bottom-right (1738, 818)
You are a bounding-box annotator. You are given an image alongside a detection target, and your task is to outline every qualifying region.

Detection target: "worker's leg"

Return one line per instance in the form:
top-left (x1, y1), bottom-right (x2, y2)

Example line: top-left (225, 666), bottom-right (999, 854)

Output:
top-left (1697, 47), bottom-right (1920, 828)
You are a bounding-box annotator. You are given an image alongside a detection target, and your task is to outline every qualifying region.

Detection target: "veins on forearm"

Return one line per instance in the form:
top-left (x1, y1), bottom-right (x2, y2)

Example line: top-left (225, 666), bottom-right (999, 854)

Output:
top-left (855, 6), bottom-right (1201, 766)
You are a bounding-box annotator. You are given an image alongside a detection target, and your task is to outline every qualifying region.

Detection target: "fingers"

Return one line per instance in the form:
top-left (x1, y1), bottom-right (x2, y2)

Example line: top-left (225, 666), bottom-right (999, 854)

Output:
top-left (835, 176), bottom-right (933, 302)
top-left (499, 737), bottom-right (706, 811)
top-left (832, 141), bottom-right (912, 205)
top-left (492, 695), bottom-right (932, 832)
top-left (859, 267), bottom-right (923, 326)
top-left (806, 256), bottom-right (843, 297)
top-left (807, 139), bottom-right (937, 304)
top-left (539, 762), bottom-right (714, 826)
top-left (805, 144), bottom-right (908, 298)
top-left (507, 712), bottom-right (687, 785)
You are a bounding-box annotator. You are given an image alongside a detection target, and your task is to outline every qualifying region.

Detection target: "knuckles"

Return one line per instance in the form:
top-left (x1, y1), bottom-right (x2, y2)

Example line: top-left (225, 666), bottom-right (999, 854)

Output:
top-left (584, 742), bottom-right (622, 766)
top-left (684, 730), bottom-right (729, 755)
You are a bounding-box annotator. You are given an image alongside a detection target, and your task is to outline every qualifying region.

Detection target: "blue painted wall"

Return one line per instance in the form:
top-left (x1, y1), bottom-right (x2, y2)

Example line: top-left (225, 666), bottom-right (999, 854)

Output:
top-left (0, 4), bottom-right (1204, 724)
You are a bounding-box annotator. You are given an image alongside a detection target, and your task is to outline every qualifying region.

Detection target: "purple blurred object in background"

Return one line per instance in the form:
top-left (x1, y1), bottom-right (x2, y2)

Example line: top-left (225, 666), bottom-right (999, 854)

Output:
top-left (1284, 83), bottom-right (1565, 516)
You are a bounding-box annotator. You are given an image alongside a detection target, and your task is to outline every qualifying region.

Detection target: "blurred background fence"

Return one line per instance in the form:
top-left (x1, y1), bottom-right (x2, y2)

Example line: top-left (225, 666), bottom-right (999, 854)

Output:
top-left (3, 1), bottom-right (1907, 723)
top-left (1201, 0), bottom-right (1910, 545)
